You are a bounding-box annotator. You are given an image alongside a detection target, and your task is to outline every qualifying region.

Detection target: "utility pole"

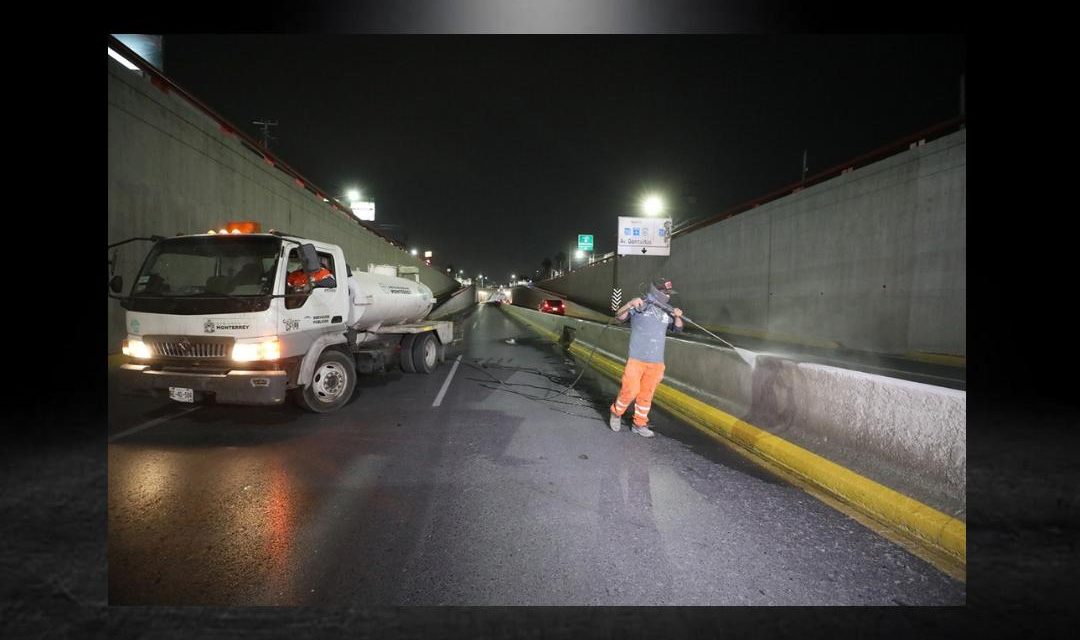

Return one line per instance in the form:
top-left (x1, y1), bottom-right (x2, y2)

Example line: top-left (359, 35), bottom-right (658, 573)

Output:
top-left (252, 119), bottom-right (278, 150)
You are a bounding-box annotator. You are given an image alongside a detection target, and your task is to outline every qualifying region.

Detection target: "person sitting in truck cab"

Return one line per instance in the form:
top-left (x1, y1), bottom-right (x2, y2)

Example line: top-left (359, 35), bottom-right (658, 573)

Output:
top-left (286, 261), bottom-right (337, 290)
top-left (284, 254), bottom-right (336, 311)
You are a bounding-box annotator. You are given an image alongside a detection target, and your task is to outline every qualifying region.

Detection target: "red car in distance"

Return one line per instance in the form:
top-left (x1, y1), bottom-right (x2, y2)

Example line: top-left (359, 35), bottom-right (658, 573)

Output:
top-left (539, 299), bottom-right (565, 315)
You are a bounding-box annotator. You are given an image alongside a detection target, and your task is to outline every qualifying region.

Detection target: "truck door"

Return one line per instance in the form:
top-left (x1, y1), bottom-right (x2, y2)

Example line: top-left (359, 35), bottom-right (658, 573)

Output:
top-left (279, 245), bottom-right (348, 340)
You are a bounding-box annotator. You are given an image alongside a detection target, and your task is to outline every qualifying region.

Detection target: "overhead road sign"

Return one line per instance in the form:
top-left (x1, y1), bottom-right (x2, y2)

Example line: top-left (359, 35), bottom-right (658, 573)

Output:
top-left (617, 217), bottom-right (671, 256)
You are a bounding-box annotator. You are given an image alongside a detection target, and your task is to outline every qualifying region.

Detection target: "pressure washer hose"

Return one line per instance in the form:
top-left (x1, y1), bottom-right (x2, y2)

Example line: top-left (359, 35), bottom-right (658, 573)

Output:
top-left (543, 314), bottom-right (619, 399)
top-left (517, 296), bottom-right (753, 399)
top-left (646, 299), bottom-right (745, 354)
top-left (478, 297), bottom-right (750, 408)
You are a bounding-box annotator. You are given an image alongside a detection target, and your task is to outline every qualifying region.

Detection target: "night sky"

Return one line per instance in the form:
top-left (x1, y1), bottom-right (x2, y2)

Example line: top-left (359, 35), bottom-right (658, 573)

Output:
top-left (162, 35), bottom-right (965, 283)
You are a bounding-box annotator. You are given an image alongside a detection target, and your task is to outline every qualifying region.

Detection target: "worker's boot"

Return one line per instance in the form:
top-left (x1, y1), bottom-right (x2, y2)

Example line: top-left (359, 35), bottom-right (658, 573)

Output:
top-left (631, 425), bottom-right (655, 438)
top-left (609, 412), bottom-right (621, 432)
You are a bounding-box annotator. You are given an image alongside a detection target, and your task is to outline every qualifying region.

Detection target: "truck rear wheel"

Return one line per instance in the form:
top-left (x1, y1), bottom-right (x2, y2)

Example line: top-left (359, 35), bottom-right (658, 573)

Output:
top-left (412, 332), bottom-right (438, 374)
top-left (399, 334), bottom-right (417, 372)
top-left (295, 349), bottom-right (356, 413)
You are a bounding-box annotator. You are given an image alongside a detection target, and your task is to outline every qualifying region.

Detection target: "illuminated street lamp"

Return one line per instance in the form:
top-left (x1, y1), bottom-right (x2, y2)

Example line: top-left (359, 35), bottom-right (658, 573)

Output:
top-left (641, 193), bottom-right (666, 217)
top-left (410, 248), bottom-right (418, 256)
top-left (338, 188), bottom-right (375, 221)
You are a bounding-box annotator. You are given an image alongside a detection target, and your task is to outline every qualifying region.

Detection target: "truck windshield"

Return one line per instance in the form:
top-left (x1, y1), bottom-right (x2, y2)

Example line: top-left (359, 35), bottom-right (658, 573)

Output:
top-left (126, 236), bottom-right (281, 315)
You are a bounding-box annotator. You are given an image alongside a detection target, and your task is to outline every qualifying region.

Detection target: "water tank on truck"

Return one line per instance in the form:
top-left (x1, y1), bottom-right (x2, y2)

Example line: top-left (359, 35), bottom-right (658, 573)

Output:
top-left (347, 269), bottom-right (435, 331)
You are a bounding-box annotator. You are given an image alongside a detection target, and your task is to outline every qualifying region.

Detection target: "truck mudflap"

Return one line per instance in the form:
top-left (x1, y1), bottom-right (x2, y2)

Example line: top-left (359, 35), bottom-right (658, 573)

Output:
top-left (119, 363), bottom-right (288, 406)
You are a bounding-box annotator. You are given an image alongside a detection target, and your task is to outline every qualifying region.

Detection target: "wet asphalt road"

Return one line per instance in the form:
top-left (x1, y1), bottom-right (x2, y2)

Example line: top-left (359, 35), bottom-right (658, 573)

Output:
top-left (107, 304), bottom-right (965, 605)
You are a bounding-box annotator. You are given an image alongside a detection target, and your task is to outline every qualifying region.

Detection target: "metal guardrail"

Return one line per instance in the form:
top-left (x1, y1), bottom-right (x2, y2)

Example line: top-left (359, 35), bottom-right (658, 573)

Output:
top-left (107, 35), bottom-right (406, 251)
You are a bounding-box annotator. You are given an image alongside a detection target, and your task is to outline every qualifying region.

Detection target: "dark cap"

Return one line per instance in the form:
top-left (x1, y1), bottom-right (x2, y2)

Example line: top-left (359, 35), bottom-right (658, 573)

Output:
top-left (652, 277), bottom-right (676, 295)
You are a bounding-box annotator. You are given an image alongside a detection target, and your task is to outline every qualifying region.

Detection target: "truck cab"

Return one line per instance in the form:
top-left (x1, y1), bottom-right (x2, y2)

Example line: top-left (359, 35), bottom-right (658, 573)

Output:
top-left (113, 222), bottom-right (452, 413)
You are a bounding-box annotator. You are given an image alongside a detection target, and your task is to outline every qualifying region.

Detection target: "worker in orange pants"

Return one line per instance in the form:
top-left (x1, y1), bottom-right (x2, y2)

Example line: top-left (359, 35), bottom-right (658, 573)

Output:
top-left (610, 359), bottom-right (667, 431)
top-left (609, 277), bottom-right (683, 437)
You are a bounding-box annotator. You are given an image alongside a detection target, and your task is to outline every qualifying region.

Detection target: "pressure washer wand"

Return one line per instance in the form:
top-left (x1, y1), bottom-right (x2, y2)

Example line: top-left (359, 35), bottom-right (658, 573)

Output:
top-left (648, 299), bottom-right (755, 365)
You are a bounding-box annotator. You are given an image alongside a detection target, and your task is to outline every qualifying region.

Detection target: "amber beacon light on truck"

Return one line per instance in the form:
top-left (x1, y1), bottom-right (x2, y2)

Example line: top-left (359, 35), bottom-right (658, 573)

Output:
top-left (206, 220), bottom-right (262, 235)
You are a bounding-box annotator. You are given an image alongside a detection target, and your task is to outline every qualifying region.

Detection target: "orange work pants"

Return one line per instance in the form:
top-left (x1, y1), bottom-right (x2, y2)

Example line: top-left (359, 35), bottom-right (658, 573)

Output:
top-left (610, 358), bottom-right (665, 427)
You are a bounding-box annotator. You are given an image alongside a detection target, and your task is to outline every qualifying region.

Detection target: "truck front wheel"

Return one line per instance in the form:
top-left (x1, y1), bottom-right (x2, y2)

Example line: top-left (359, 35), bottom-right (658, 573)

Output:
top-left (295, 349), bottom-right (356, 413)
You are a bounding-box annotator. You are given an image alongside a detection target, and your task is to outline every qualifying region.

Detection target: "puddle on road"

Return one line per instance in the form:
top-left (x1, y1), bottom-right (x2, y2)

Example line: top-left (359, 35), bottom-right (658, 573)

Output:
top-left (496, 334), bottom-right (551, 349)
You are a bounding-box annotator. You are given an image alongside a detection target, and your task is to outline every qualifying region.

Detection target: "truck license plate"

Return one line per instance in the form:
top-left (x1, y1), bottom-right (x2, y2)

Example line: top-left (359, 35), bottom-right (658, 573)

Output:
top-left (169, 387), bottom-right (194, 403)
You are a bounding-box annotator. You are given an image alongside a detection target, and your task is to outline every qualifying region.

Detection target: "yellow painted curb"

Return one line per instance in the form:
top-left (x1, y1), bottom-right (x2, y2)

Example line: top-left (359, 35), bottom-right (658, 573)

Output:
top-left (503, 304), bottom-right (967, 576)
top-left (905, 351), bottom-right (967, 368)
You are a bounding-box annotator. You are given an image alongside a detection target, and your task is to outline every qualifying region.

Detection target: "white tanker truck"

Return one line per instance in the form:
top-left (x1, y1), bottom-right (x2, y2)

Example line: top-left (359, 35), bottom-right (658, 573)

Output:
top-left (109, 221), bottom-right (455, 413)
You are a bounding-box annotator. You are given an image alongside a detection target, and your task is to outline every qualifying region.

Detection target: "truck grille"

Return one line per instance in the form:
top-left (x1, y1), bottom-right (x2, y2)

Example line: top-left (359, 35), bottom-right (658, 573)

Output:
top-left (144, 336), bottom-right (234, 359)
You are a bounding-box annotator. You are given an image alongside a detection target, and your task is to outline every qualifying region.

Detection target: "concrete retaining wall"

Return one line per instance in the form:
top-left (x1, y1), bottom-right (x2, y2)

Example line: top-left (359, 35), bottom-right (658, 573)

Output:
top-left (502, 304), bottom-right (965, 518)
top-left (107, 60), bottom-right (458, 352)
top-left (509, 285), bottom-right (611, 322)
top-left (537, 129), bottom-right (966, 358)
top-left (429, 285), bottom-right (477, 320)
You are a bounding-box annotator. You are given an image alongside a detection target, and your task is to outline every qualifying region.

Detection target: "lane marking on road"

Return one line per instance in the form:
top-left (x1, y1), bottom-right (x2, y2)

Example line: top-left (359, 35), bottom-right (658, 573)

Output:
top-left (432, 355), bottom-right (463, 407)
top-left (108, 406), bottom-right (202, 443)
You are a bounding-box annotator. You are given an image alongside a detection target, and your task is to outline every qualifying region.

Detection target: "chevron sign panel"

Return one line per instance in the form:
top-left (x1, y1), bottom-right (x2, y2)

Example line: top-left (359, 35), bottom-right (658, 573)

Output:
top-left (611, 288), bottom-right (622, 311)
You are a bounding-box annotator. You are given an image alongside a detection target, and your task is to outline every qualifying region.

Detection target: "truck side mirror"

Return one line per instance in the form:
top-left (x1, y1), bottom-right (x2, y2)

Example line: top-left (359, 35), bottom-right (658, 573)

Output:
top-left (109, 275), bottom-right (123, 294)
top-left (298, 243), bottom-right (321, 273)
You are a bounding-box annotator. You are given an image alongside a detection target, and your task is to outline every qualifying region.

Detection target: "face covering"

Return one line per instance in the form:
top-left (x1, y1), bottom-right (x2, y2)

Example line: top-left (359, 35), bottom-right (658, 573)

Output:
top-left (646, 285), bottom-right (671, 307)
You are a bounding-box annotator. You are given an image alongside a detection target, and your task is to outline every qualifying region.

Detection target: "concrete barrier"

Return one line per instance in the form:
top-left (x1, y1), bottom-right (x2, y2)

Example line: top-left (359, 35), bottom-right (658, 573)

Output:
top-left (501, 303), bottom-right (966, 575)
top-left (509, 284), bottom-right (612, 323)
top-left (749, 358), bottom-right (966, 515)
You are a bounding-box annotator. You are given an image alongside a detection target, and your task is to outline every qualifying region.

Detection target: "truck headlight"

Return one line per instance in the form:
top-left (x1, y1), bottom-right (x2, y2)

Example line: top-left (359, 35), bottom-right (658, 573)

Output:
top-left (232, 338), bottom-right (281, 362)
top-left (123, 339), bottom-right (153, 359)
